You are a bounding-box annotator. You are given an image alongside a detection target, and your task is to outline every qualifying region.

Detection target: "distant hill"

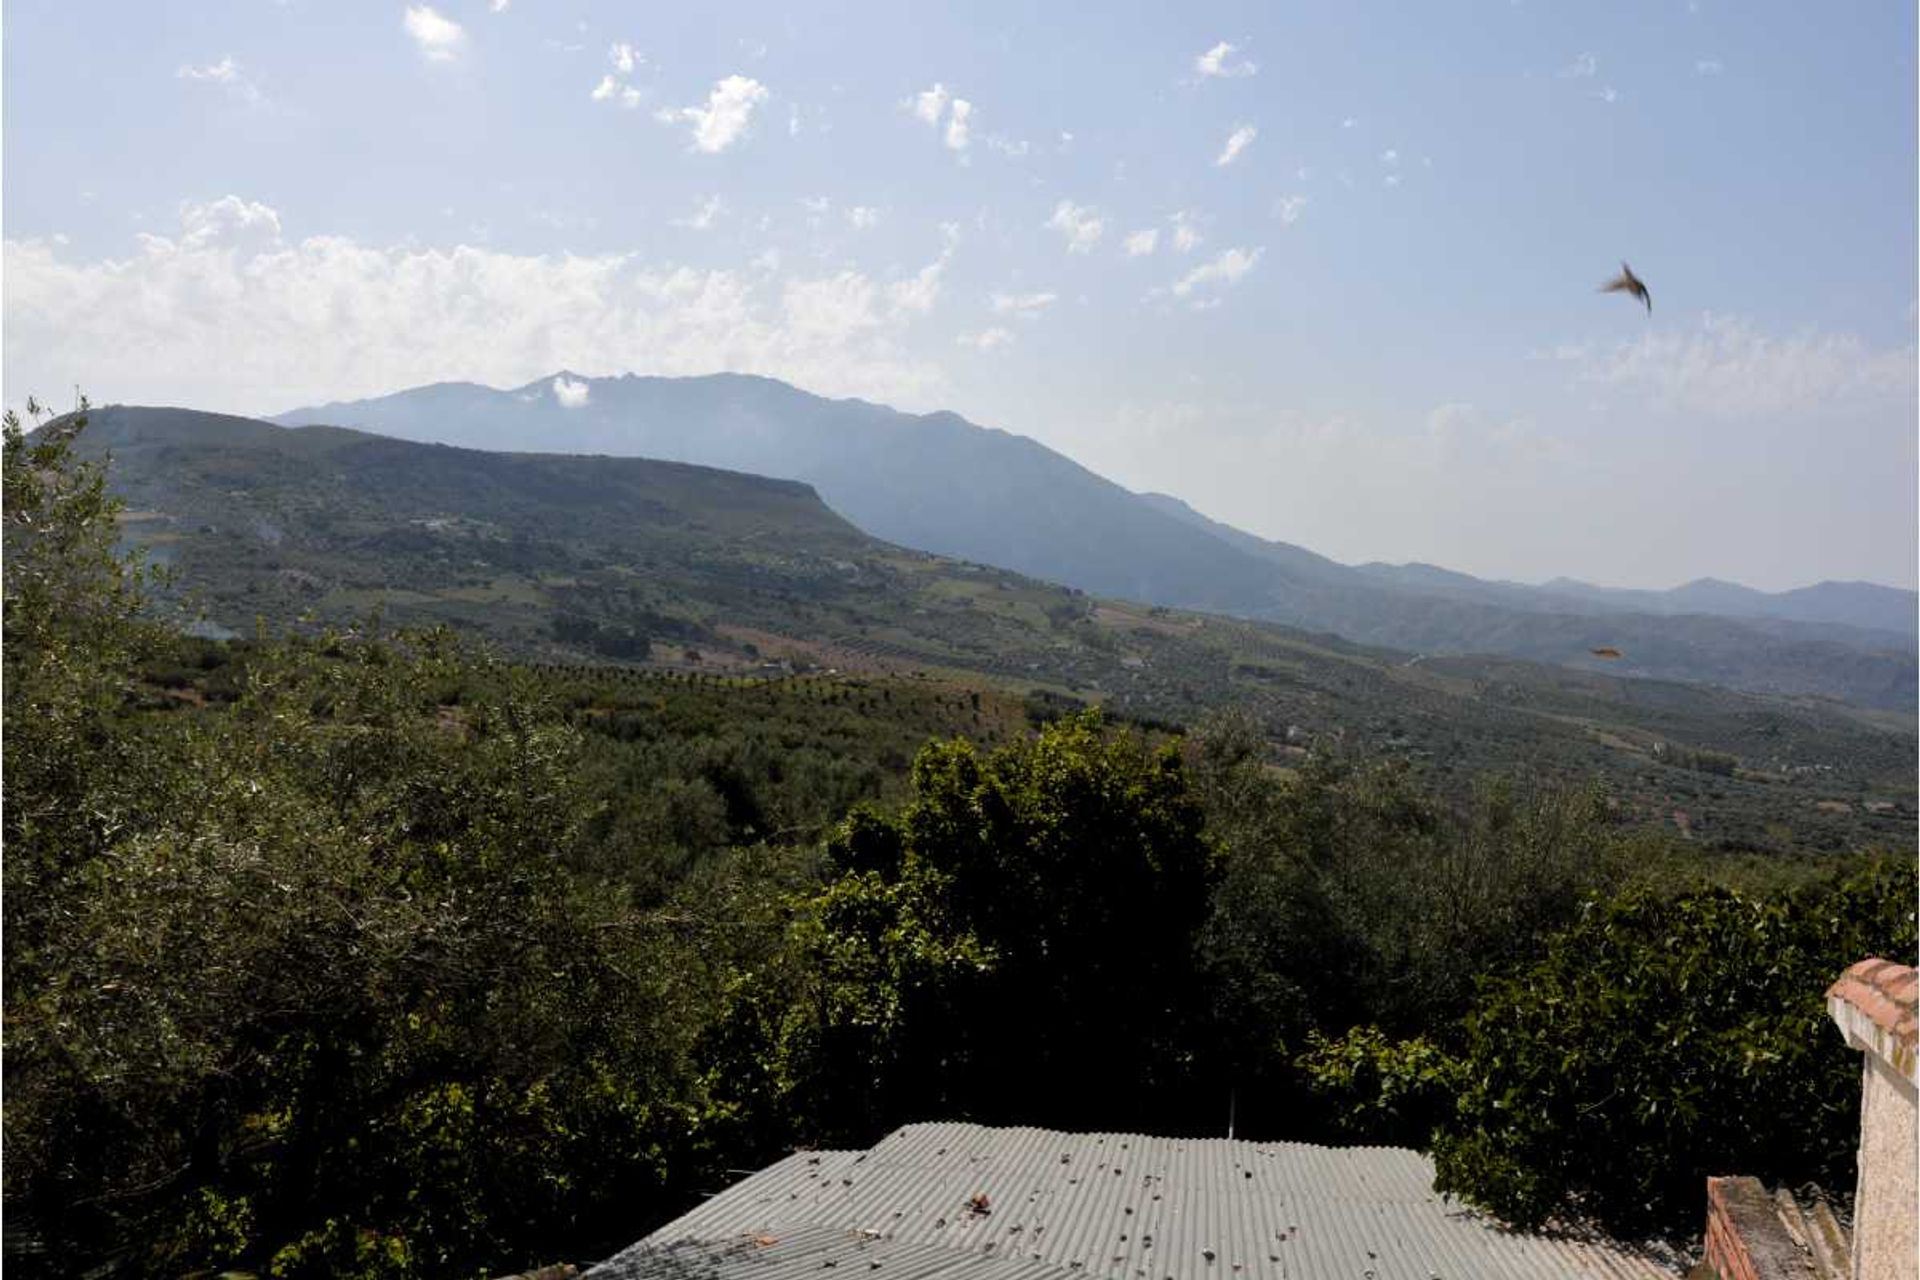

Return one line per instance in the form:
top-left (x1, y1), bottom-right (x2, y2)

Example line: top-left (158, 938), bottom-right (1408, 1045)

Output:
top-left (266, 373), bottom-right (1917, 710)
top-left (69, 404), bottom-right (1917, 853)
top-left (1534, 575), bottom-right (1917, 636)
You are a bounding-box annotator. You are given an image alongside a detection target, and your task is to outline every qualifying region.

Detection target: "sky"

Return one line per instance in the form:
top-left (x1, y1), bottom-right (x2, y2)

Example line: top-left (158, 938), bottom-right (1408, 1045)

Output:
top-left (4, 1), bottom-right (1915, 592)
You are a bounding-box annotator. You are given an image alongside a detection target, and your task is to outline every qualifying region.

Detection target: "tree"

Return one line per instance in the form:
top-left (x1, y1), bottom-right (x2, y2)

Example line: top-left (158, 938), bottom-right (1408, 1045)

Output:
top-left (762, 712), bottom-right (1220, 1140)
top-left (1428, 856), bottom-right (1916, 1237)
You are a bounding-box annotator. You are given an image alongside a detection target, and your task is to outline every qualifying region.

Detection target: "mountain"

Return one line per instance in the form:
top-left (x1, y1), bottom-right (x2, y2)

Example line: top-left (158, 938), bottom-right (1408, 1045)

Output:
top-left (1535, 575), bottom-right (1916, 637)
top-left (277, 374), bottom-right (1290, 614)
top-left (271, 373), bottom-right (1916, 709)
top-left (71, 405), bottom-right (1917, 855)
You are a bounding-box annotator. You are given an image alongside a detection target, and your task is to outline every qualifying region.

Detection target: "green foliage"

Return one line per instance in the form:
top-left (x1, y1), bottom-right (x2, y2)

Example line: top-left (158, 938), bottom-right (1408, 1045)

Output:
top-left (1193, 731), bottom-right (1629, 1084)
top-left (756, 713), bottom-right (1220, 1140)
top-left (1428, 856), bottom-right (1917, 1237)
top-left (8, 403), bottom-right (1912, 1271)
top-left (1297, 1027), bottom-right (1461, 1149)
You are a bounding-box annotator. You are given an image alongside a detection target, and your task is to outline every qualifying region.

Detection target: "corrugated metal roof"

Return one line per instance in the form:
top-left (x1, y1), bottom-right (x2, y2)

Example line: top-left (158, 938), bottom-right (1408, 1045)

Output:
top-left (588, 1220), bottom-right (1090, 1280)
top-left (595, 1123), bottom-right (1678, 1280)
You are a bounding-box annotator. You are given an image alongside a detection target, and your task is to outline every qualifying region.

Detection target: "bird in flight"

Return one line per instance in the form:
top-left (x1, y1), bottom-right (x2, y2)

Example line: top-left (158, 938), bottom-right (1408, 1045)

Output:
top-left (1590, 646), bottom-right (1623, 659)
top-left (1600, 262), bottom-right (1651, 313)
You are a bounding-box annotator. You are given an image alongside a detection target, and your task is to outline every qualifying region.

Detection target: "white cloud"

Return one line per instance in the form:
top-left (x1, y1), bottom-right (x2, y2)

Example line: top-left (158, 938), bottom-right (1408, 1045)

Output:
top-left (985, 134), bottom-right (1030, 157)
top-left (990, 291), bottom-right (1058, 318)
top-left (1171, 246), bottom-right (1263, 299)
top-left (1124, 228), bottom-right (1160, 257)
top-left (1695, 57), bottom-right (1724, 75)
top-left (1215, 124), bottom-right (1257, 167)
top-left (958, 327), bottom-right (1015, 351)
top-left (3, 202), bottom-right (954, 415)
top-left (1044, 201), bottom-right (1103, 253)
top-left (656, 75), bottom-right (768, 153)
top-left (846, 206), bottom-right (881, 231)
top-left (404, 5), bottom-right (464, 61)
top-left (1273, 195), bottom-right (1308, 224)
top-left (1594, 85), bottom-right (1619, 105)
top-left (1380, 148), bottom-right (1398, 164)
top-left (1559, 51), bottom-right (1598, 79)
top-left (888, 255), bottom-right (947, 316)
top-left (1575, 313), bottom-right (1918, 417)
top-left (1195, 40), bottom-right (1257, 79)
top-left (490, 0), bottom-right (509, 11)
top-left (553, 375), bottom-right (591, 407)
top-left (788, 104), bottom-right (802, 136)
top-left (591, 75), bottom-right (641, 108)
top-left (911, 83), bottom-right (950, 127)
top-left (673, 196), bottom-right (726, 231)
top-left (945, 98), bottom-right (973, 151)
top-left (176, 55), bottom-right (262, 103)
top-left (1170, 210), bottom-right (1204, 254)
top-left (178, 195), bottom-right (283, 251)
top-left (178, 54), bottom-right (241, 83)
top-left (609, 42), bottom-right (638, 73)
top-left (1341, 116), bottom-right (1358, 129)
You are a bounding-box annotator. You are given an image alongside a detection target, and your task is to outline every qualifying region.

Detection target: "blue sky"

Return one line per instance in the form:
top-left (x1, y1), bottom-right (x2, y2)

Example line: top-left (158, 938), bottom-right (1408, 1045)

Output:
top-left (5, 1), bottom-right (1914, 590)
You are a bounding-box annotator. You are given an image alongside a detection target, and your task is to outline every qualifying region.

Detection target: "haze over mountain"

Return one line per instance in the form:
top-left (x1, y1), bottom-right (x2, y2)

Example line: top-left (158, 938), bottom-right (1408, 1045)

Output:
top-left (275, 372), bottom-right (1916, 709)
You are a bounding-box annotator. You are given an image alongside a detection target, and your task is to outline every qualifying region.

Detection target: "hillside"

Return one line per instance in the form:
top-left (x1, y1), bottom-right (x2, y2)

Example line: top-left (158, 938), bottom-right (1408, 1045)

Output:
top-left (274, 373), bottom-right (1917, 708)
top-left (78, 404), bottom-right (1916, 855)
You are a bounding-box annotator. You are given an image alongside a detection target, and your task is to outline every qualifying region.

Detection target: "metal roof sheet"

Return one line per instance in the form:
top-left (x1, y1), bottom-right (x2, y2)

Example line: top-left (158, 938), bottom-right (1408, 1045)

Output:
top-left (596, 1123), bottom-right (1678, 1280)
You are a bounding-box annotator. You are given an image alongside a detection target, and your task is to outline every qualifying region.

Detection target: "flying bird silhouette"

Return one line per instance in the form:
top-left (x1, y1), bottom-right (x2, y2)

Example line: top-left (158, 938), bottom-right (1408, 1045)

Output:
top-left (1590, 646), bottom-right (1623, 660)
top-left (1600, 262), bottom-right (1651, 313)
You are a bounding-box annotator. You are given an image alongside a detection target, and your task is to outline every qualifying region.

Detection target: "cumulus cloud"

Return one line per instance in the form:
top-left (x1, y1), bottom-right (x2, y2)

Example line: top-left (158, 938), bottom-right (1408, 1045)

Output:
top-left (178, 195), bottom-right (284, 251)
top-left (1695, 57), bottom-right (1724, 75)
top-left (944, 98), bottom-right (973, 152)
top-left (656, 75), bottom-right (768, 153)
top-left (1574, 313), bottom-right (1918, 417)
top-left (3, 201), bottom-right (954, 414)
top-left (1044, 201), bottom-right (1103, 253)
top-left (990, 291), bottom-right (1058, 317)
top-left (1170, 210), bottom-right (1204, 254)
top-left (610, 41), bottom-right (639, 72)
top-left (404, 5), bottom-right (464, 61)
top-left (1124, 228), bottom-right (1159, 257)
top-left (910, 83), bottom-right (950, 126)
top-left (1195, 41), bottom-right (1256, 79)
top-left (553, 375), bottom-right (591, 407)
top-left (1215, 124), bottom-right (1257, 167)
top-left (888, 260), bottom-right (945, 316)
top-left (490, 0), bottom-right (509, 11)
top-left (846, 206), bottom-right (881, 230)
top-left (906, 83), bottom-right (975, 156)
top-left (1171, 246), bottom-right (1263, 299)
top-left (958, 327), bottom-right (1015, 351)
top-left (1273, 195), bottom-right (1308, 224)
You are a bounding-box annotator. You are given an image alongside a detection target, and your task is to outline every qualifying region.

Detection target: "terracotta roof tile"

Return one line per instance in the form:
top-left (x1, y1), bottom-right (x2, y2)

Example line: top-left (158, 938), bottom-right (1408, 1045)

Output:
top-left (1827, 958), bottom-right (1919, 1078)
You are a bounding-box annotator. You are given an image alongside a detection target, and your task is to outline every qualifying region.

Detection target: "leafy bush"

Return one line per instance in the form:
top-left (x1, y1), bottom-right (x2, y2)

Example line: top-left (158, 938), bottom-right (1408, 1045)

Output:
top-left (1429, 856), bottom-right (1916, 1236)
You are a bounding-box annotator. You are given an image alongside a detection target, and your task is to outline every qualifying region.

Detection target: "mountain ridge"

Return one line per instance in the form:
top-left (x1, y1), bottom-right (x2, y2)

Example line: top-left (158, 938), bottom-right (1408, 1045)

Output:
top-left (259, 371), bottom-right (1919, 710)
